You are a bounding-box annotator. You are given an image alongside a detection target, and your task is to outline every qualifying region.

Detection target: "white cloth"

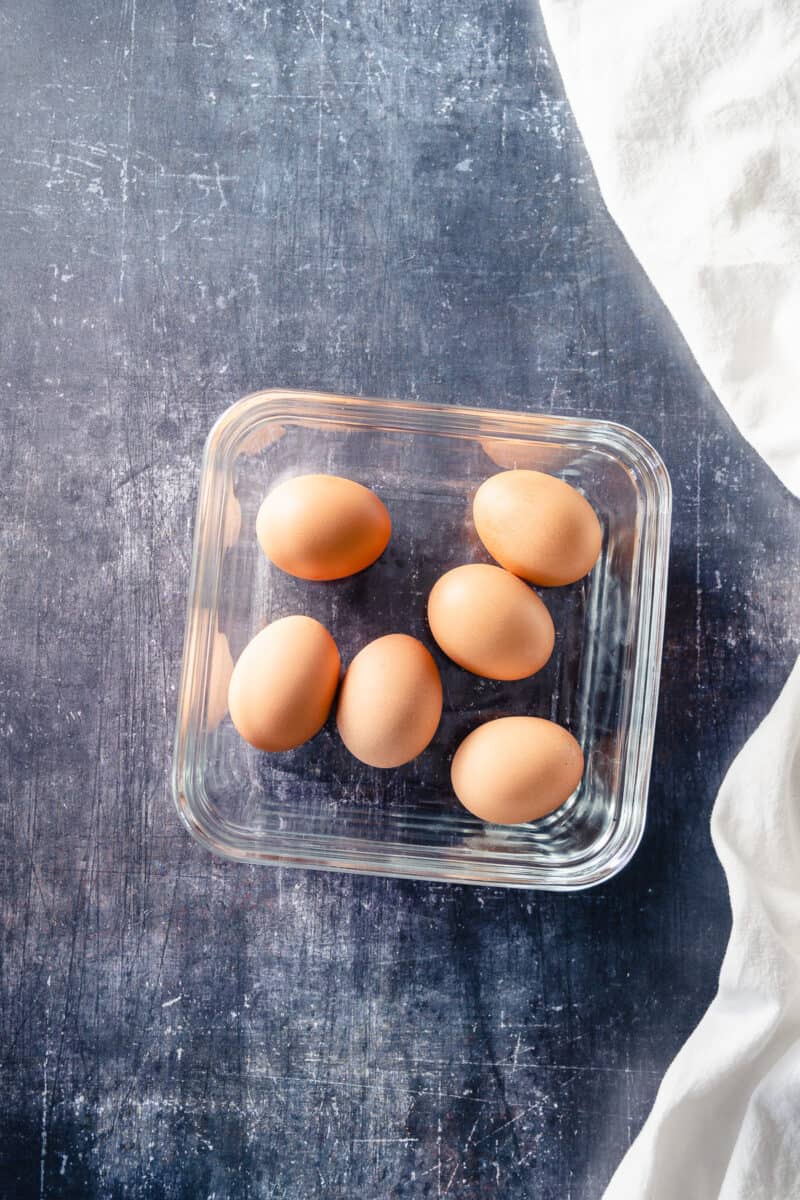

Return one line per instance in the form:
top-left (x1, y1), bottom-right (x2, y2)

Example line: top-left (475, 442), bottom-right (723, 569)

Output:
top-left (540, 0), bottom-right (800, 500)
top-left (604, 662), bottom-right (800, 1198)
top-left (536, 1), bottom-right (800, 1196)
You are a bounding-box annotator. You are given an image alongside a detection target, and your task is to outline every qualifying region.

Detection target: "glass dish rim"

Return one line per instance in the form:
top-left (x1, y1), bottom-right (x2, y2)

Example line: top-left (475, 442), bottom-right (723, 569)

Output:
top-left (172, 388), bottom-right (672, 891)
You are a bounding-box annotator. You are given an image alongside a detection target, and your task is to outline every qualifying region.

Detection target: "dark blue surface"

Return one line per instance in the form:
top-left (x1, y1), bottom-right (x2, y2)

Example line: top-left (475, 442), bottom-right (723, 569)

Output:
top-left (1, 1), bottom-right (799, 1196)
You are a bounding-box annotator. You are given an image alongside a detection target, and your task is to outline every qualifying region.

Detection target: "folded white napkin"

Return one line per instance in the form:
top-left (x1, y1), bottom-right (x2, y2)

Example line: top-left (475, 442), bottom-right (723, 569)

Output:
top-left (537, 1), bottom-right (800, 1196)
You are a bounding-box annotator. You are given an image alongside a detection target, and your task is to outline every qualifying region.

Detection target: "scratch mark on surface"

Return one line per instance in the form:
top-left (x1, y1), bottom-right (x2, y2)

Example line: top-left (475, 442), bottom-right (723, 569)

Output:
top-left (442, 1155), bottom-right (460, 1196)
top-left (510, 1031), bottom-right (522, 1076)
top-left (213, 162), bottom-right (228, 210)
top-left (351, 1137), bottom-right (419, 1144)
top-left (315, 2), bottom-right (325, 263)
top-left (473, 1104), bottom-right (536, 1147)
top-left (118, 0), bottom-right (137, 303)
top-left (39, 974), bottom-right (51, 1198)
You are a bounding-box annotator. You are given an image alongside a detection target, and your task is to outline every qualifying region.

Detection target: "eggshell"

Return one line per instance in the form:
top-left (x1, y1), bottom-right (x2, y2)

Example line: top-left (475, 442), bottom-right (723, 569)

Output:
top-left (473, 469), bottom-right (602, 587)
top-left (228, 615), bottom-right (340, 751)
top-left (336, 634), bottom-right (443, 768)
top-left (256, 474), bottom-right (391, 580)
top-left (427, 564), bottom-right (554, 680)
top-left (451, 716), bottom-right (584, 824)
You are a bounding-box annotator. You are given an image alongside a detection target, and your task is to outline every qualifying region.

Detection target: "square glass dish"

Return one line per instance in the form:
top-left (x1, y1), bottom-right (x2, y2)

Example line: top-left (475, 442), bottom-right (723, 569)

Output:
top-left (173, 389), bottom-right (671, 890)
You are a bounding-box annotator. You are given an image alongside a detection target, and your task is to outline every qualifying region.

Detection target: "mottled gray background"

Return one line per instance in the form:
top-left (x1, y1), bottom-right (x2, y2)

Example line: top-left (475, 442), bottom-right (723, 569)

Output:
top-left (1, 1), bottom-right (799, 1197)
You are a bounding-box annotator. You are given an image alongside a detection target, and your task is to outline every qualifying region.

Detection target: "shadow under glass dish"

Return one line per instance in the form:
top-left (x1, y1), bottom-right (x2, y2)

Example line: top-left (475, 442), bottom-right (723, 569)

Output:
top-left (173, 389), bottom-right (671, 890)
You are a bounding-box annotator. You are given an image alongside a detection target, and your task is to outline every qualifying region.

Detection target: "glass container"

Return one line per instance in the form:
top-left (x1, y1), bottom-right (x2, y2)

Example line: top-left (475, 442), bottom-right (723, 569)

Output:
top-left (172, 389), bottom-right (671, 889)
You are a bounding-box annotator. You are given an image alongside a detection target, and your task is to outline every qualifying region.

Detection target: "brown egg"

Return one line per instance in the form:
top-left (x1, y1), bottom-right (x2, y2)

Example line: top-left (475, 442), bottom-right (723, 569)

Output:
top-left (451, 716), bottom-right (584, 824)
top-left (427, 564), bottom-right (554, 680)
top-left (337, 634), bottom-right (443, 768)
top-left (256, 474), bottom-right (391, 581)
top-left (228, 615), bottom-right (340, 751)
top-left (473, 469), bottom-right (602, 587)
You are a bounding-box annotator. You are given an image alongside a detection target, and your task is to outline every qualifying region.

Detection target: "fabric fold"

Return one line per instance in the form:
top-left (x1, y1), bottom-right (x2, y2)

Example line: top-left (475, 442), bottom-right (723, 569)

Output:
top-left (604, 661), bottom-right (800, 1199)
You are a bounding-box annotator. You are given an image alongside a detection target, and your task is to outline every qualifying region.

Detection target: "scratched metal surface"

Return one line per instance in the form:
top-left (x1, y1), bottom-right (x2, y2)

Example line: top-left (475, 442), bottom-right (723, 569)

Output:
top-left (1, 1), bottom-right (799, 1197)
